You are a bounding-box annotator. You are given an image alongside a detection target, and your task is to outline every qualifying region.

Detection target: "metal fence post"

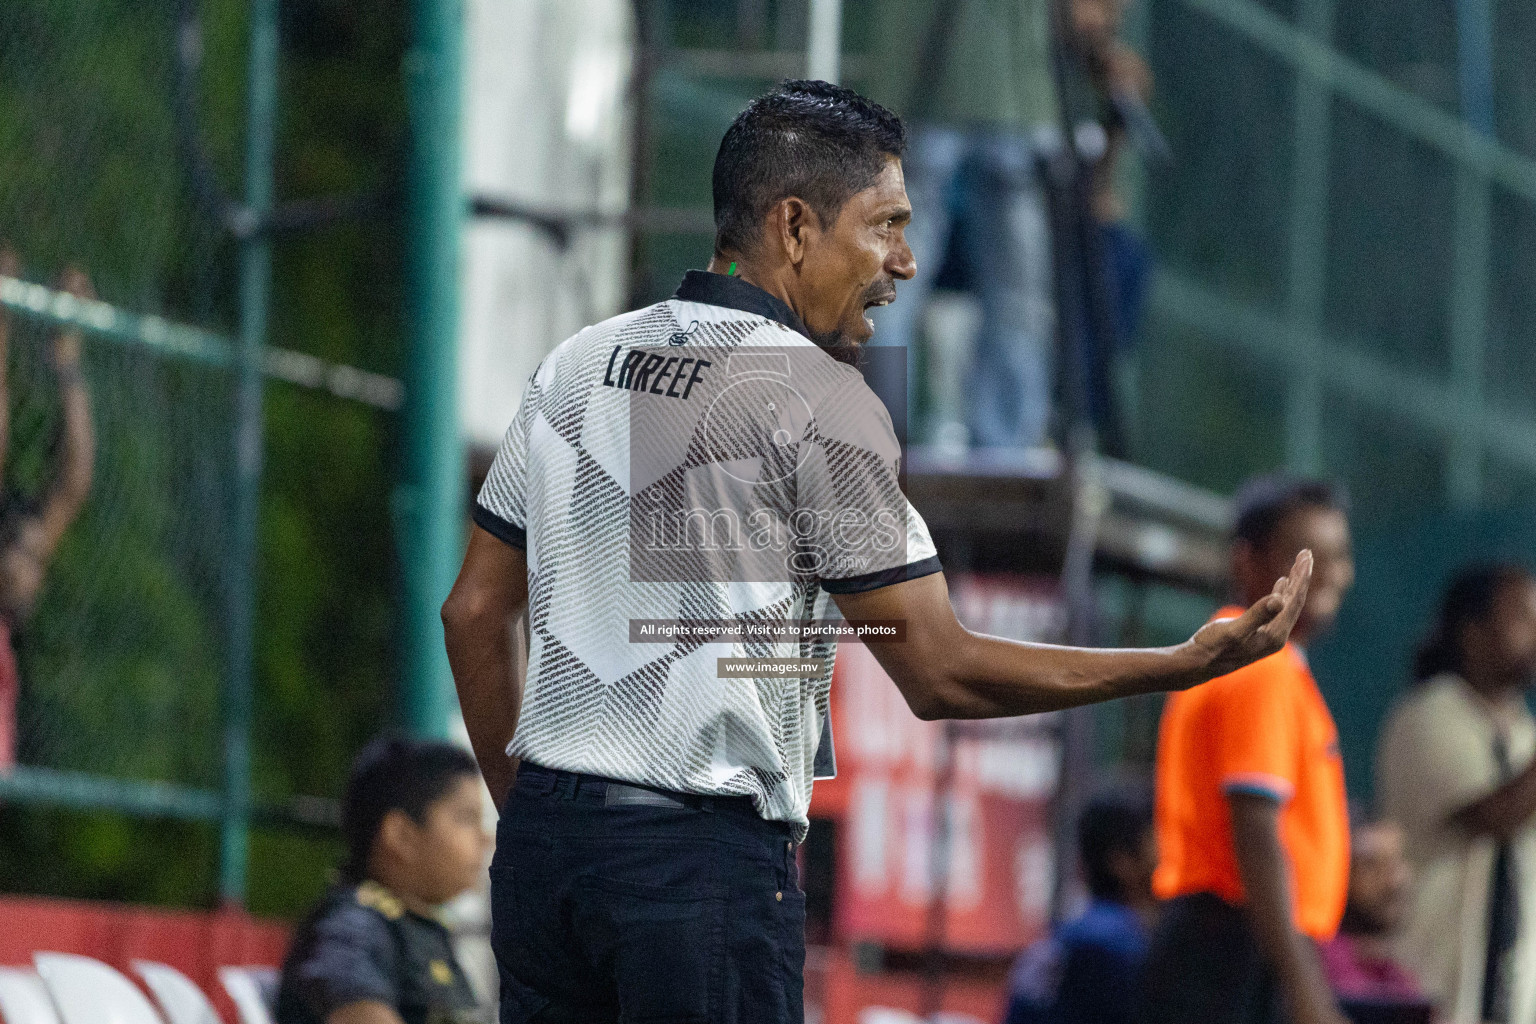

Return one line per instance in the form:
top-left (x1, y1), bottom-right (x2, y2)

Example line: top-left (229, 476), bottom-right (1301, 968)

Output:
top-left (1448, 0), bottom-right (1494, 509)
top-left (222, 0), bottom-right (279, 906)
top-left (807, 0), bottom-right (842, 84)
top-left (1283, 0), bottom-right (1336, 476)
top-left (399, 0), bottom-right (465, 739)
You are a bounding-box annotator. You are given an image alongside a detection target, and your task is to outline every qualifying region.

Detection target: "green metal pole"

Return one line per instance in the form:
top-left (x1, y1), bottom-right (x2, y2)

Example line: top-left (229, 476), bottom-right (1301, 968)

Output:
top-left (1282, 0), bottom-right (1336, 476)
top-left (1447, 0), bottom-right (1493, 509)
top-left (222, 0), bottom-right (277, 906)
top-left (399, 0), bottom-right (465, 738)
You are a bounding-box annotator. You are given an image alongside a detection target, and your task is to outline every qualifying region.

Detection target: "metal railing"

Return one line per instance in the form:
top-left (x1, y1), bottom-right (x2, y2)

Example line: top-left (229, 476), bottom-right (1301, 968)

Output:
top-left (0, 276), bottom-right (402, 411)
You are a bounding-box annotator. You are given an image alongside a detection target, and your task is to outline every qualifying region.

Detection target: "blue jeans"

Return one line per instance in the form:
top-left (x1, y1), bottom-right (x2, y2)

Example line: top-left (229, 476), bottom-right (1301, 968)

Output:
top-left (872, 126), bottom-right (1056, 449)
top-left (490, 763), bottom-right (806, 1024)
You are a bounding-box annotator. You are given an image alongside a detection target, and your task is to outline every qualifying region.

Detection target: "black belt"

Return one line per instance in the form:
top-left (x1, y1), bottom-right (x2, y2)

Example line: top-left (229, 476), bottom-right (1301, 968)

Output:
top-left (517, 761), bottom-right (751, 812)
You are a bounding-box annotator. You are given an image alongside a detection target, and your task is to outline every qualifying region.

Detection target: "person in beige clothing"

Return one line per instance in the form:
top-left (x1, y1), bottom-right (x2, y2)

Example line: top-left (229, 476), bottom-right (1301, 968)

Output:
top-left (1378, 564), bottom-right (1536, 1024)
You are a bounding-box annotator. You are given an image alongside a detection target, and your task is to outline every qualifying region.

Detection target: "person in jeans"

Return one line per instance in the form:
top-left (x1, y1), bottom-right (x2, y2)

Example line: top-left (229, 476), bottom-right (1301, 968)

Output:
top-left (1144, 476), bottom-right (1356, 1024)
top-left (1378, 564), bottom-right (1536, 1023)
top-left (865, 0), bottom-right (1061, 449)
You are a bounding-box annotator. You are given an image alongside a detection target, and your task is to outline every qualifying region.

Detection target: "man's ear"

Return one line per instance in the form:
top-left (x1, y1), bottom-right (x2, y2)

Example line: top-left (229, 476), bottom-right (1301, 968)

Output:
top-left (769, 197), bottom-right (818, 266)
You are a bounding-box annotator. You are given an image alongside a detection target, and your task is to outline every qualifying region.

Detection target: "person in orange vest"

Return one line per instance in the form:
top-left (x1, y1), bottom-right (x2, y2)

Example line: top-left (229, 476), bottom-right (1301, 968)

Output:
top-left (1144, 476), bottom-right (1356, 1024)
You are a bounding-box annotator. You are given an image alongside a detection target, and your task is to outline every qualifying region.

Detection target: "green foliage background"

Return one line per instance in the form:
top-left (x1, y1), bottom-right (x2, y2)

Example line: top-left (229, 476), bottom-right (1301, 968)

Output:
top-left (0, 0), bottom-right (408, 918)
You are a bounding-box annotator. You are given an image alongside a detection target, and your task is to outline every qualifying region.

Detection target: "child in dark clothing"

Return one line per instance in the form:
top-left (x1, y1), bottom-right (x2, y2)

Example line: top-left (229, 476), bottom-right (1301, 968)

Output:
top-left (1005, 794), bottom-right (1158, 1024)
top-left (277, 738), bottom-right (492, 1024)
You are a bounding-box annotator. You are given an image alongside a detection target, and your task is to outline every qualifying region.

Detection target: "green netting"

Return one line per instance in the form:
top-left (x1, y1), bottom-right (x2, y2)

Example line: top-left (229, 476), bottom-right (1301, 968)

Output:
top-left (8, 323), bottom-right (230, 787)
top-left (0, 2), bottom-right (232, 320)
top-left (0, 0), bottom-right (402, 916)
top-left (0, 1), bottom-right (234, 786)
top-left (1136, 0), bottom-right (1536, 518)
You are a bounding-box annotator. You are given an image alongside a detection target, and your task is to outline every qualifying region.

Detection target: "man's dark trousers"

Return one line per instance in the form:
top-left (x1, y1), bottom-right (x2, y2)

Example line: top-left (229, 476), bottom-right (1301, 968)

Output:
top-left (491, 762), bottom-right (806, 1024)
top-left (1140, 893), bottom-right (1287, 1024)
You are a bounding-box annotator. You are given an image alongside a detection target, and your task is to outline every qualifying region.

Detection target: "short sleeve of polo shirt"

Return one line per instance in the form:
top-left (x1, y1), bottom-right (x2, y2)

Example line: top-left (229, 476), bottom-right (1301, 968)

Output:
top-left (474, 370), bottom-right (539, 549)
top-left (1208, 653), bottom-right (1302, 803)
top-left (289, 902), bottom-right (398, 1017)
top-left (797, 374), bottom-right (940, 593)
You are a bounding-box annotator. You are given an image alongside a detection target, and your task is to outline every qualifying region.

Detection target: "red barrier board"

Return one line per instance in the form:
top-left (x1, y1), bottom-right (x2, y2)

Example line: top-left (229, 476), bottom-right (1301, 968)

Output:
top-left (0, 895), bottom-right (288, 1023)
top-left (811, 574), bottom-right (1065, 957)
top-left (805, 945), bottom-right (1007, 1024)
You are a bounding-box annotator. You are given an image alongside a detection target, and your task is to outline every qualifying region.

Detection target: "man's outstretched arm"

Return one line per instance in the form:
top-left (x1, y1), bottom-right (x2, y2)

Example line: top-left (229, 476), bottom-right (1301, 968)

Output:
top-left (832, 550), bottom-right (1311, 720)
top-left (442, 526), bottom-right (529, 808)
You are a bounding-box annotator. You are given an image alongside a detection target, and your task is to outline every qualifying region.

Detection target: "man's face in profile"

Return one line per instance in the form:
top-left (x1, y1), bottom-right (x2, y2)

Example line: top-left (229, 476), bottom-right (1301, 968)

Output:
top-left (795, 155), bottom-right (916, 352)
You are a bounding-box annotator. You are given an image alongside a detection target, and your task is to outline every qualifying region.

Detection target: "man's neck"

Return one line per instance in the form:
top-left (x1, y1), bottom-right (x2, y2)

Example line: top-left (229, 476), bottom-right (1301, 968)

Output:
top-left (705, 255), bottom-right (802, 325)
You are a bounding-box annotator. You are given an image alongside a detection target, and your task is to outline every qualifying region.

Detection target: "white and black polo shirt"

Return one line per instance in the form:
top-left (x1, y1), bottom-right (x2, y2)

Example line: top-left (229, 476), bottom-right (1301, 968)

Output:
top-left (475, 270), bottom-right (941, 838)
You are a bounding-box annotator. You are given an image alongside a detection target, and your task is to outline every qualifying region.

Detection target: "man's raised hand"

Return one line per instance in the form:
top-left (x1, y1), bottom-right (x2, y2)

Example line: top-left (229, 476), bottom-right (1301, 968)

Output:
top-left (1184, 549), bottom-right (1313, 685)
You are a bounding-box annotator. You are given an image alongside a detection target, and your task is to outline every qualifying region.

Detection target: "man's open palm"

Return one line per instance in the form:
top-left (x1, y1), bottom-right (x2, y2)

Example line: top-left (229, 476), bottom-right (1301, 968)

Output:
top-left (1188, 549), bottom-right (1313, 683)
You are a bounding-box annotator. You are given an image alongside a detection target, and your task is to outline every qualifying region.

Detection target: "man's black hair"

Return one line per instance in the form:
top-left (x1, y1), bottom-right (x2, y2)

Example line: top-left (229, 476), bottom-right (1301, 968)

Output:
top-left (1413, 562), bottom-right (1532, 682)
top-left (1079, 792), bottom-right (1152, 902)
top-left (1232, 474), bottom-right (1349, 549)
top-left (711, 79), bottom-right (906, 258)
top-left (340, 736), bottom-right (480, 883)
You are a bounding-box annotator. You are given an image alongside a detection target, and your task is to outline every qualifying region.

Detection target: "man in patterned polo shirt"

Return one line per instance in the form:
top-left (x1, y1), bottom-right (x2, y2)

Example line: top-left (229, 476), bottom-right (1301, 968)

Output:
top-left (441, 80), bottom-right (1314, 1024)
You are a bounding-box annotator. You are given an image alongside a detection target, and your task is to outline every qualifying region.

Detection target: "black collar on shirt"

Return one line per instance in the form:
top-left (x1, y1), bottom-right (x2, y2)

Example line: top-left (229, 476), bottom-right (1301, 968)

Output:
top-left (673, 270), bottom-right (809, 338)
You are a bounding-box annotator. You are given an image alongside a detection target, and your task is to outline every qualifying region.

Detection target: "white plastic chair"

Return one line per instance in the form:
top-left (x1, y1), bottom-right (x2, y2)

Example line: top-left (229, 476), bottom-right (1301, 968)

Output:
top-left (0, 968), bottom-right (61, 1024)
top-left (32, 953), bottom-right (164, 1024)
top-left (857, 1010), bottom-right (923, 1024)
top-left (217, 967), bottom-right (277, 1024)
top-left (130, 963), bottom-right (218, 1024)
